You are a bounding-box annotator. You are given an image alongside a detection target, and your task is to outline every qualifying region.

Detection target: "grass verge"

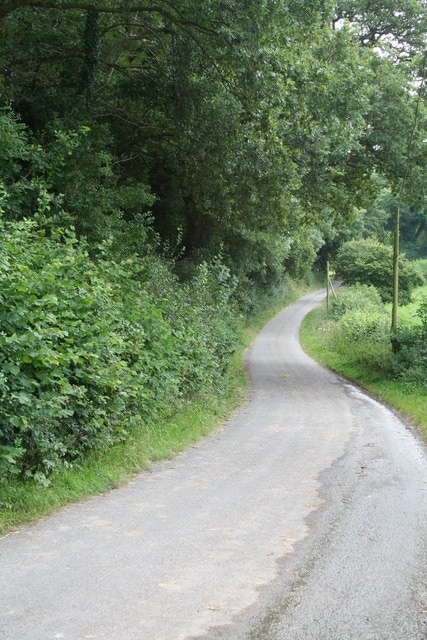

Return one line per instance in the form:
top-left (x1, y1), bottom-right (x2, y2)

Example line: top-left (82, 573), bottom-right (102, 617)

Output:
top-left (300, 304), bottom-right (427, 440)
top-left (0, 281), bottom-right (311, 535)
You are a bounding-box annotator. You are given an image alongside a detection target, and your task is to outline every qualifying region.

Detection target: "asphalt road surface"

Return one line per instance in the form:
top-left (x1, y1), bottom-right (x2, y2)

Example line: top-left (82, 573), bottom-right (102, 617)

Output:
top-left (1, 290), bottom-right (426, 640)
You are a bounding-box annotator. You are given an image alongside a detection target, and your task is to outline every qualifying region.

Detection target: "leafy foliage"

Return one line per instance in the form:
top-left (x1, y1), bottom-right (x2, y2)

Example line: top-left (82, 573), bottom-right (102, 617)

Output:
top-left (392, 298), bottom-right (427, 386)
top-left (315, 284), bottom-right (391, 374)
top-left (1, 1), bottom-right (427, 485)
top-left (335, 238), bottom-right (424, 304)
top-left (0, 0), bottom-right (401, 288)
top-left (331, 283), bottom-right (384, 318)
top-left (331, 284), bottom-right (390, 350)
top-left (319, 282), bottom-right (427, 387)
top-left (0, 219), bottom-right (238, 483)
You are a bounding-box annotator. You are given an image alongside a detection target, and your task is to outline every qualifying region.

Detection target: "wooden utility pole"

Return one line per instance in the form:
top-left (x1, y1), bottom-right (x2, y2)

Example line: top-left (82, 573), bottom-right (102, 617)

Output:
top-left (326, 260), bottom-right (330, 312)
top-left (326, 261), bottom-right (337, 312)
top-left (391, 201), bottom-right (400, 353)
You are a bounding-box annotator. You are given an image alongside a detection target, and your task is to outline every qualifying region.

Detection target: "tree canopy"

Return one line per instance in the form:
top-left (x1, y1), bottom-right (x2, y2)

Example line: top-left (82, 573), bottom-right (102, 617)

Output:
top-left (1, 1), bottom-right (426, 280)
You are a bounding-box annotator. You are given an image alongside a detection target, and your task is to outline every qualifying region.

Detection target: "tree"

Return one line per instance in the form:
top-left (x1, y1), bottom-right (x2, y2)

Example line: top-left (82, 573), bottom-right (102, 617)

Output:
top-left (333, 0), bottom-right (427, 57)
top-left (1, 0), bottom-right (426, 300)
top-left (335, 238), bottom-right (424, 304)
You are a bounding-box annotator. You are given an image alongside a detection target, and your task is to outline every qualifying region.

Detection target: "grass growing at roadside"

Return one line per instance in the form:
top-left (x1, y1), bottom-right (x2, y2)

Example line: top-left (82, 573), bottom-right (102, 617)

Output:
top-left (0, 351), bottom-right (245, 534)
top-left (0, 281), bottom-right (311, 535)
top-left (0, 391), bottom-right (238, 534)
top-left (300, 303), bottom-right (427, 439)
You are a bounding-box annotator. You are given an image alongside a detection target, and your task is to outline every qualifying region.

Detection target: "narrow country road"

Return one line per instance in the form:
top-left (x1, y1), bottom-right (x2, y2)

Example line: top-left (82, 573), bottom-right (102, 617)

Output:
top-left (1, 290), bottom-right (426, 640)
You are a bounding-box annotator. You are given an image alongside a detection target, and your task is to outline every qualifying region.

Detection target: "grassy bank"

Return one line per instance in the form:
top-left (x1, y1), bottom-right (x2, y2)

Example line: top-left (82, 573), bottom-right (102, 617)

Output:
top-left (300, 302), bottom-right (427, 440)
top-left (0, 282), bottom-right (309, 535)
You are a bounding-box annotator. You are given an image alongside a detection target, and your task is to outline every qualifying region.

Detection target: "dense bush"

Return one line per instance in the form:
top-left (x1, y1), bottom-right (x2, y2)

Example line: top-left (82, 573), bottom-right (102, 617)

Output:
top-left (318, 284), bottom-right (391, 374)
top-left (392, 298), bottom-right (427, 386)
top-left (416, 258), bottom-right (427, 279)
top-left (337, 308), bottom-right (390, 344)
top-left (332, 285), bottom-right (390, 367)
top-left (326, 284), bottom-right (427, 385)
top-left (0, 219), bottom-right (238, 483)
top-left (335, 238), bottom-right (424, 304)
top-left (331, 283), bottom-right (384, 319)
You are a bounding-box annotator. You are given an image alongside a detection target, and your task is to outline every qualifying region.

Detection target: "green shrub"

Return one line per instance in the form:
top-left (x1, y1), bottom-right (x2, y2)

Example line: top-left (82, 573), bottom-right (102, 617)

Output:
top-left (327, 284), bottom-right (427, 385)
top-left (335, 238), bottom-right (424, 304)
top-left (0, 221), bottom-right (150, 481)
top-left (320, 284), bottom-right (391, 374)
top-left (392, 297), bottom-right (427, 386)
top-left (331, 283), bottom-right (384, 318)
top-left (415, 258), bottom-right (427, 280)
top-left (337, 308), bottom-right (390, 344)
top-left (0, 219), bottom-right (239, 483)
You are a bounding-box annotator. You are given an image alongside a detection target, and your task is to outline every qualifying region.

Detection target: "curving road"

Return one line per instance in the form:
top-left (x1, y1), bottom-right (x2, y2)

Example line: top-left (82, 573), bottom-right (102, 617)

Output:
top-left (1, 290), bottom-right (426, 640)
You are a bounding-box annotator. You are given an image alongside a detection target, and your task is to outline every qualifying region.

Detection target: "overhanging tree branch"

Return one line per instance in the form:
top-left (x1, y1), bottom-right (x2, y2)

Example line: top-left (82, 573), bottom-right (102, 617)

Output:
top-left (0, 0), bottom-right (217, 35)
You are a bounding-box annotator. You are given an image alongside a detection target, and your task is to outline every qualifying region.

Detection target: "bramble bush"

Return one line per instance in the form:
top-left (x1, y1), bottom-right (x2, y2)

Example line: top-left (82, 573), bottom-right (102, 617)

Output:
top-left (328, 284), bottom-right (392, 373)
top-left (392, 298), bottom-right (427, 387)
top-left (0, 219), bottom-right (238, 483)
top-left (416, 258), bottom-right (427, 279)
top-left (338, 308), bottom-right (390, 344)
top-left (328, 283), bottom-right (427, 384)
top-left (331, 283), bottom-right (384, 319)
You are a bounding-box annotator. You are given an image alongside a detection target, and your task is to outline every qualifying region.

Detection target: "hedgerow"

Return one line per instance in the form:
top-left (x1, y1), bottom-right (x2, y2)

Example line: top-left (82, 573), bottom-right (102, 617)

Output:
top-left (327, 284), bottom-right (391, 373)
top-left (392, 298), bottom-right (427, 387)
top-left (0, 219), bottom-right (238, 483)
top-left (326, 284), bottom-right (427, 385)
top-left (331, 283), bottom-right (384, 319)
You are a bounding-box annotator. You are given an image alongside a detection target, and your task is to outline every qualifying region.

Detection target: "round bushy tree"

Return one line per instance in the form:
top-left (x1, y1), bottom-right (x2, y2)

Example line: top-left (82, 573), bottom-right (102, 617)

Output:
top-left (335, 238), bottom-right (424, 304)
